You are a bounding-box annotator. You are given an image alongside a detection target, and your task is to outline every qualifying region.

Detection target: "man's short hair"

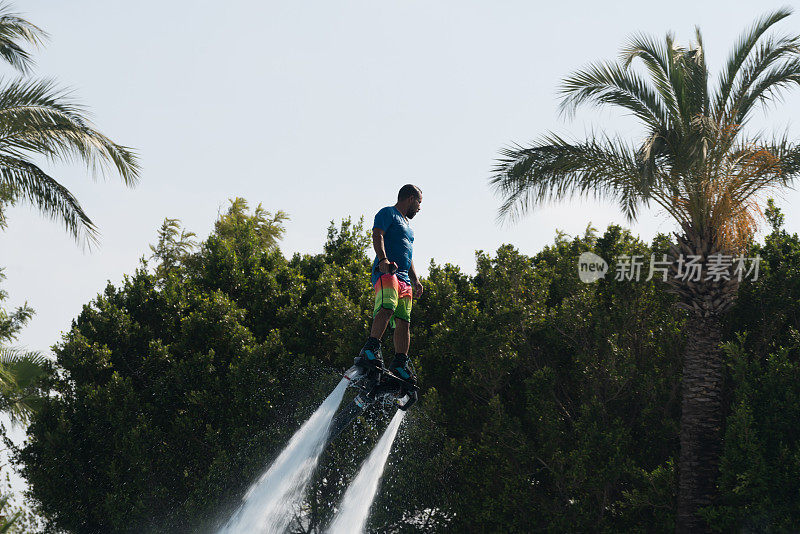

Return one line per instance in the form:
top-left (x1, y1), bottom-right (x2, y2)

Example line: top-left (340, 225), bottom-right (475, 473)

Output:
top-left (398, 184), bottom-right (422, 201)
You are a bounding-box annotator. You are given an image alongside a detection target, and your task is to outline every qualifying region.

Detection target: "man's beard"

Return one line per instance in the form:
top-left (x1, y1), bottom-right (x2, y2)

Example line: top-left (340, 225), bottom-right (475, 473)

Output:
top-left (407, 210), bottom-right (417, 219)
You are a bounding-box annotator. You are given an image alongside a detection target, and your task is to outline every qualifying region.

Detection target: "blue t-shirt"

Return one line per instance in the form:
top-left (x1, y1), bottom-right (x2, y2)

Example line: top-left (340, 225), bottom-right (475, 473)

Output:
top-left (371, 206), bottom-right (414, 285)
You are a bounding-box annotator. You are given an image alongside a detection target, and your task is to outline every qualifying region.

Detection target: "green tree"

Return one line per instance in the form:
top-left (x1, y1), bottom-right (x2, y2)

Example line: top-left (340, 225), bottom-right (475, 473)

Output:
top-left (369, 228), bottom-right (685, 533)
top-left (149, 218), bottom-right (198, 280)
top-left (0, 270), bottom-right (47, 426)
top-left (17, 203), bottom-right (306, 533)
top-left (20, 204), bottom-right (800, 532)
top-left (0, 270), bottom-right (48, 533)
top-left (14, 206), bottom-right (690, 532)
top-left (0, 347), bottom-right (47, 426)
top-left (215, 197), bottom-right (289, 253)
top-left (490, 9), bottom-right (800, 531)
top-left (0, 3), bottom-right (139, 246)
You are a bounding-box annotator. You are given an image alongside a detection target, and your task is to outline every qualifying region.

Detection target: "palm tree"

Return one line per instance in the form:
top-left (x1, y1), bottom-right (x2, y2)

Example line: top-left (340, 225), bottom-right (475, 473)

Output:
top-left (0, 3), bottom-right (139, 246)
top-left (0, 346), bottom-right (46, 425)
top-left (0, 347), bottom-right (45, 533)
top-left (0, 267), bottom-right (47, 425)
top-left (0, 6), bottom-right (136, 524)
top-left (0, 269), bottom-right (48, 529)
top-left (490, 9), bottom-right (800, 533)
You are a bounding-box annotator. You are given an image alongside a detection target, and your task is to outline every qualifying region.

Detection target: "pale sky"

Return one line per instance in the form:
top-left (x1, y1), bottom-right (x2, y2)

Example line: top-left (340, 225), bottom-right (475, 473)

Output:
top-left (2, 0), bottom-right (799, 356)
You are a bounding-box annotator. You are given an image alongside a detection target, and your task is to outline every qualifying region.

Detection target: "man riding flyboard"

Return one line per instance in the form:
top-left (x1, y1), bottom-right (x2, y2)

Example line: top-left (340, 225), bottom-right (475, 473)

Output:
top-left (328, 185), bottom-right (423, 443)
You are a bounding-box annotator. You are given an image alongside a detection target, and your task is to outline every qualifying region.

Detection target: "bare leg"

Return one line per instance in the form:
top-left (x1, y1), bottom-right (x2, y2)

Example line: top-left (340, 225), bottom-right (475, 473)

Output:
top-left (370, 308), bottom-right (393, 339)
top-left (393, 318), bottom-right (410, 355)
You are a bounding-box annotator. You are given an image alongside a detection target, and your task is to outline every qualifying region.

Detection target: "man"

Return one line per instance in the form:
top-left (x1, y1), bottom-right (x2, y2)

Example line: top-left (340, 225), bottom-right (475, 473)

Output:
top-left (357, 184), bottom-right (423, 386)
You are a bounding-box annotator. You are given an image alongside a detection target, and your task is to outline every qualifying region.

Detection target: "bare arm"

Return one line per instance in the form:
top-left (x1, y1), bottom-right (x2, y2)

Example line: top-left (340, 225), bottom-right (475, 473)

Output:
top-left (373, 228), bottom-right (397, 273)
top-left (372, 228), bottom-right (387, 260)
top-left (409, 260), bottom-right (423, 296)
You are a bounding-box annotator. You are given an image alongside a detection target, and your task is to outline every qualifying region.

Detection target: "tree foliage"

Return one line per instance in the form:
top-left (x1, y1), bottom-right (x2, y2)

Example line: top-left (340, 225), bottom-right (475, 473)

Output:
top-left (0, 269), bottom-right (50, 532)
top-left (15, 201), bottom-right (800, 533)
top-left (0, 2), bottom-right (140, 246)
top-left (491, 8), bottom-right (800, 247)
top-left (490, 11), bottom-right (800, 530)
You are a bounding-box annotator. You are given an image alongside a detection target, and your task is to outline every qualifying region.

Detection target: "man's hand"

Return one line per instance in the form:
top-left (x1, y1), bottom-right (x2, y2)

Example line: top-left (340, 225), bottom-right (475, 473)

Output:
top-left (379, 259), bottom-right (398, 274)
top-left (414, 280), bottom-right (423, 297)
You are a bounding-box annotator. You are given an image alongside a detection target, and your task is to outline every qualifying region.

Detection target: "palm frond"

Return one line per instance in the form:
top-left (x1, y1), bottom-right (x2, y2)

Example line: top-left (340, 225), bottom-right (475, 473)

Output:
top-left (0, 2), bottom-right (47, 74)
top-left (0, 78), bottom-right (143, 245)
top-left (726, 138), bottom-right (800, 201)
top-left (0, 346), bottom-right (48, 425)
top-left (662, 37), bottom-right (710, 132)
top-left (686, 27), bottom-right (710, 118)
top-left (0, 296), bottom-right (33, 344)
top-left (688, 138), bottom-right (799, 250)
top-left (0, 155), bottom-right (98, 246)
top-left (0, 493), bottom-right (20, 533)
top-left (733, 58), bottom-right (800, 125)
top-left (0, 78), bottom-right (140, 187)
top-left (491, 135), bottom-right (656, 223)
top-left (0, 346), bottom-right (48, 386)
top-left (777, 140), bottom-right (800, 176)
top-left (714, 7), bottom-right (794, 119)
top-left (620, 33), bottom-right (679, 117)
top-left (723, 34), bottom-right (800, 123)
top-left (558, 61), bottom-right (669, 129)
top-left (0, 357), bottom-right (15, 391)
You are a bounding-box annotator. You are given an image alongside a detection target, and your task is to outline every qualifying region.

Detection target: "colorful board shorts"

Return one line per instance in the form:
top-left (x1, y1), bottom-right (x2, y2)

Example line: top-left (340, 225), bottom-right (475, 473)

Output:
top-left (373, 273), bottom-right (412, 328)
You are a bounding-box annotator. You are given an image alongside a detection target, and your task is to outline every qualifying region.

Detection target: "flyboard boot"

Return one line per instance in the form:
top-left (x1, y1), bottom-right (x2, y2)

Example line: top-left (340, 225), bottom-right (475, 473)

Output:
top-left (388, 353), bottom-right (417, 387)
top-left (386, 353), bottom-right (418, 411)
top-left (355, 336), bottom-right (384, 372)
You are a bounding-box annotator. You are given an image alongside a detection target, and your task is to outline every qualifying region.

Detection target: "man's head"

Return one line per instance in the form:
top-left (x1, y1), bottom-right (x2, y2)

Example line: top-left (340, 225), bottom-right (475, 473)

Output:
top-left (397, 184), bottom-right (422, 219)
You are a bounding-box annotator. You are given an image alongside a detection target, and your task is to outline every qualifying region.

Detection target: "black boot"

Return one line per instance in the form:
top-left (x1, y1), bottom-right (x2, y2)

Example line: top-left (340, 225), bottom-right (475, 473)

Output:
top-left (356, 337), bottom-right (383, 370)
top-left (389, 353), bottom-right (417, 386)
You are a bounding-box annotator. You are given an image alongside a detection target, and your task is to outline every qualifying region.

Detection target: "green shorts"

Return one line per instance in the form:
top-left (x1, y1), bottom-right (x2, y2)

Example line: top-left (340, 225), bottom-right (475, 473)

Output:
top-left (373, 273), bottom-right (412, 328)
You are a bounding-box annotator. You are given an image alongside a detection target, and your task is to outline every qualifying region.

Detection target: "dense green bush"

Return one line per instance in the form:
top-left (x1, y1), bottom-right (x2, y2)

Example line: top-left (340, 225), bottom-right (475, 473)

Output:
top-left (16, 200), bottom-right (800, 532)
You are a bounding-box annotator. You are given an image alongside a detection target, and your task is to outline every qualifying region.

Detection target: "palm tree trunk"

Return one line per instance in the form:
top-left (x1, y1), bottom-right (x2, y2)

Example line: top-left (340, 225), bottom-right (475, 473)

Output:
top-left (668, 228), bottom-right (739, 533)
top-left (675, 313), bottom-right (725, 533)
